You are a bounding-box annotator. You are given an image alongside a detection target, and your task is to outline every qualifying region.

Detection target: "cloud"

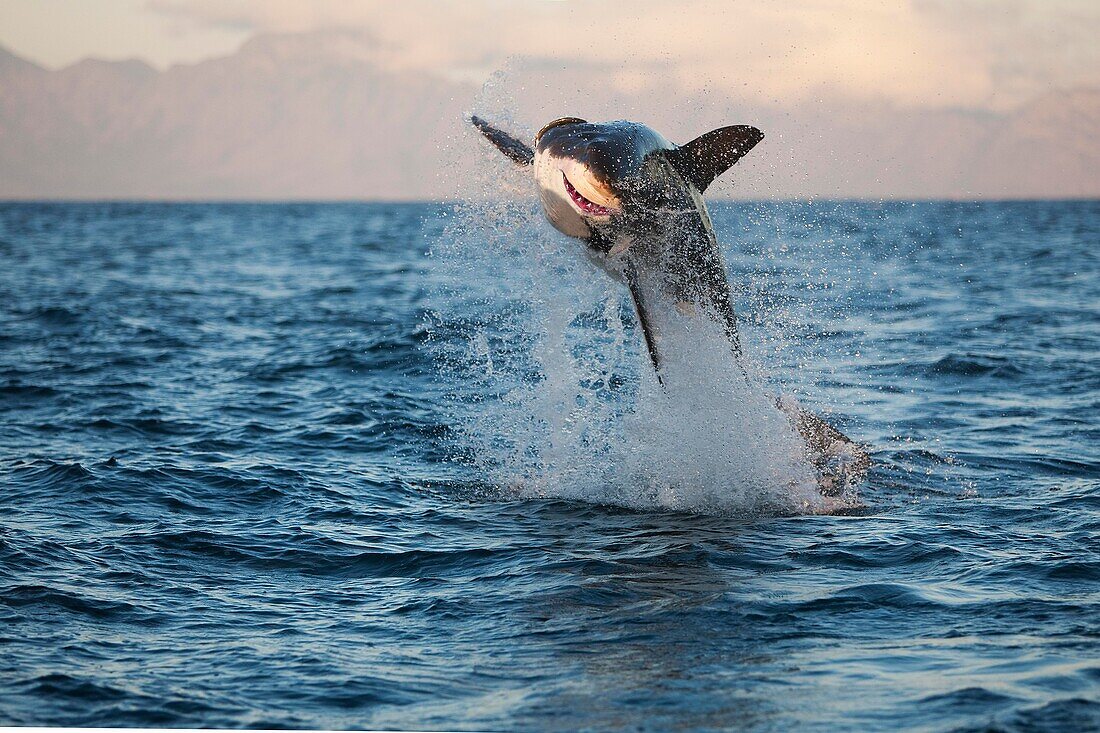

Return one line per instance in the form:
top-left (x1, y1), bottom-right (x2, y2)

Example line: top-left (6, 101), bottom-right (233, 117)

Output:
top-left (916, 0), bottom-right (1100, 106)
top-left (148, 0), bottom-right (1097, 111)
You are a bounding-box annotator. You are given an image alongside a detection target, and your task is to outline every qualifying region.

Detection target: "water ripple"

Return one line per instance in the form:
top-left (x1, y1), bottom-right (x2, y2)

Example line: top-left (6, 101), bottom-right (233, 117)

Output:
top-left (0, 201), bottom-right (1096, 731)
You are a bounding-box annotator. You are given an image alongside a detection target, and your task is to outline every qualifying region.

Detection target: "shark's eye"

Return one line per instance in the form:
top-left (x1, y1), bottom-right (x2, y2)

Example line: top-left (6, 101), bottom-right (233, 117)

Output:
top-left (535, 117), bottom-right (588, 143)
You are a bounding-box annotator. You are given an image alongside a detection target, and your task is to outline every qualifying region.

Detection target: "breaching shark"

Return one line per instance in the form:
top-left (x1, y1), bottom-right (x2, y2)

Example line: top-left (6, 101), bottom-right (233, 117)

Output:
top-left (471, 115), bottom-right (868, 495)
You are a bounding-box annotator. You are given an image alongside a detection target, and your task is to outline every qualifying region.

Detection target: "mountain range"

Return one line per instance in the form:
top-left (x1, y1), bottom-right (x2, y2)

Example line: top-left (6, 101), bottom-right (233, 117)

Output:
top-left (1, 33), bottom-right (1097, 200)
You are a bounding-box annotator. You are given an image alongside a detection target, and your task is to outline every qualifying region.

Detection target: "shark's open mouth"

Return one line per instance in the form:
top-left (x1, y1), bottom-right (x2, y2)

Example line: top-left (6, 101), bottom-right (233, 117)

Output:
top-left (563, 172), bottom-right (614, 217)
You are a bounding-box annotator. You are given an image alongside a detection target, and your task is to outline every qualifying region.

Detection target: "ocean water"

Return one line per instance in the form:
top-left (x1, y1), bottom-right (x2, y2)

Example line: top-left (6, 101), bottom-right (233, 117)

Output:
top-left (0, 200), bottom-right (1097, 731)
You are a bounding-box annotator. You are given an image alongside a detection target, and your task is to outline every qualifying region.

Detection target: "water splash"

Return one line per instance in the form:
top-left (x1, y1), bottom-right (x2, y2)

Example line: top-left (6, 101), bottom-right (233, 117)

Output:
top-left (427, 189), bottom-right (830, 516)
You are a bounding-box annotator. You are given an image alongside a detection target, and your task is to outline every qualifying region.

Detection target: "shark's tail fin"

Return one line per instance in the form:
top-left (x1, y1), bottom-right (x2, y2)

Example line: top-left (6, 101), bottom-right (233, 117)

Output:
top-left (776, 395), bottom-right (870, 498)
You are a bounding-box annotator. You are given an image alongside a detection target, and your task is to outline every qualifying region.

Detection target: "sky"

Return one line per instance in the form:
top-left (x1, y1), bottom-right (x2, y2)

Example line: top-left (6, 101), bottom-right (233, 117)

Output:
top-left (2, 0), bottom-right (1099, 113)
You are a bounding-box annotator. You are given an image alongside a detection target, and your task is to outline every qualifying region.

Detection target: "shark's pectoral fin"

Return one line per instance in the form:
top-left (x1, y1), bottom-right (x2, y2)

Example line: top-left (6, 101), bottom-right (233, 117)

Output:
top-left (667, 125), bottom-right (764, 192)
top-left (470, 115), bottom-right (534, 166)
top-left (625, 262), bottom-right (663, 383)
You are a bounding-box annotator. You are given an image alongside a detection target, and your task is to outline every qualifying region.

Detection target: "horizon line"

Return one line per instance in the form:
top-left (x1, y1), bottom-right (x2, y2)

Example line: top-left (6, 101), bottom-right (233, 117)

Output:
top-left (2, 197), bottom-right (1099, 205)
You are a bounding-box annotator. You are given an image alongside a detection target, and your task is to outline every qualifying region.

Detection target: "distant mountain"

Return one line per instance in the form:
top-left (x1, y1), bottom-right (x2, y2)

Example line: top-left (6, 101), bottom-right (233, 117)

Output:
top-left (968, 89), bottom-right (1100, 198)
top-left (0, 33), bottom-right (1097, 200)
top-left (0, 33), bottom-right (474, 199)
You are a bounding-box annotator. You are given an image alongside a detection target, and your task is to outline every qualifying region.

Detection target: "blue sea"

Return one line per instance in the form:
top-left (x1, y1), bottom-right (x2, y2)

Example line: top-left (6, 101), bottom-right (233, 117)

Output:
top-left (0, 200), bottom-right (1097, 731)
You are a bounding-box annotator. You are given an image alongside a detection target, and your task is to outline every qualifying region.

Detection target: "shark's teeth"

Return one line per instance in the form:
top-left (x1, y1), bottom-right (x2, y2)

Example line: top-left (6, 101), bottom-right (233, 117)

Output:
top-left (563, 173), bottom-right (614, 217)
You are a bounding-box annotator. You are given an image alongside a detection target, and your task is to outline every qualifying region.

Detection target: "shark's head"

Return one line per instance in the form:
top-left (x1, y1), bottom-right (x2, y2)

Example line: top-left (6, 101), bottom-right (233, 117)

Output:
top-left (532, 118), bottom-right (673, 239)
top-left (471, 114), bottom-right (763, 242)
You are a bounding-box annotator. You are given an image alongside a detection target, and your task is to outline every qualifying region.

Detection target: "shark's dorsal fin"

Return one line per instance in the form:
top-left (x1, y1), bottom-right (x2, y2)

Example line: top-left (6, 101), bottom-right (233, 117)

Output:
top-left (470, 115), bottom-right (534, 166)
top-left (666, 125), bottom-right (764, 192)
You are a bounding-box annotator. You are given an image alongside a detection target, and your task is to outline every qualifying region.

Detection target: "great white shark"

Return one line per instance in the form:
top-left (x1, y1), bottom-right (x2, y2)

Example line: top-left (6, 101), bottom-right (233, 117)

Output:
top-left (471, 114), bottom-right (869, 494)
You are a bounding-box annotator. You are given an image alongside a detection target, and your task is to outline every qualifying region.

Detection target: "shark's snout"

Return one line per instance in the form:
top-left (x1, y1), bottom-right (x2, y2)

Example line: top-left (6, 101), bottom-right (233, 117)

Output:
top-left (533, 137), bottom-right (627, 237)
top-left (532, 120), bottom-right (667, 238)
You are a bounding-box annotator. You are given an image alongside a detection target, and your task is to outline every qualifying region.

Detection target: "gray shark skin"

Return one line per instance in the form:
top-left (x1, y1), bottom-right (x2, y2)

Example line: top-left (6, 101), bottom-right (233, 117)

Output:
top-left (470, 114), bottom-right (869, 495)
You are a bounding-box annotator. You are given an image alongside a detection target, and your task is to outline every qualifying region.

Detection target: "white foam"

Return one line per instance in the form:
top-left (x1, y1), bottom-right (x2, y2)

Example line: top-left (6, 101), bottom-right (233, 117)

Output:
top-left (427, 192), bottom-right (828, 516)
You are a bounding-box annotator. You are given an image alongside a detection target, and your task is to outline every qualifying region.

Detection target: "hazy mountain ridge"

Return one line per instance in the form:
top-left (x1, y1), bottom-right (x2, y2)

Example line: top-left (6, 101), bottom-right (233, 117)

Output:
top-left (0, 34), bottom-right (1096, 200)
